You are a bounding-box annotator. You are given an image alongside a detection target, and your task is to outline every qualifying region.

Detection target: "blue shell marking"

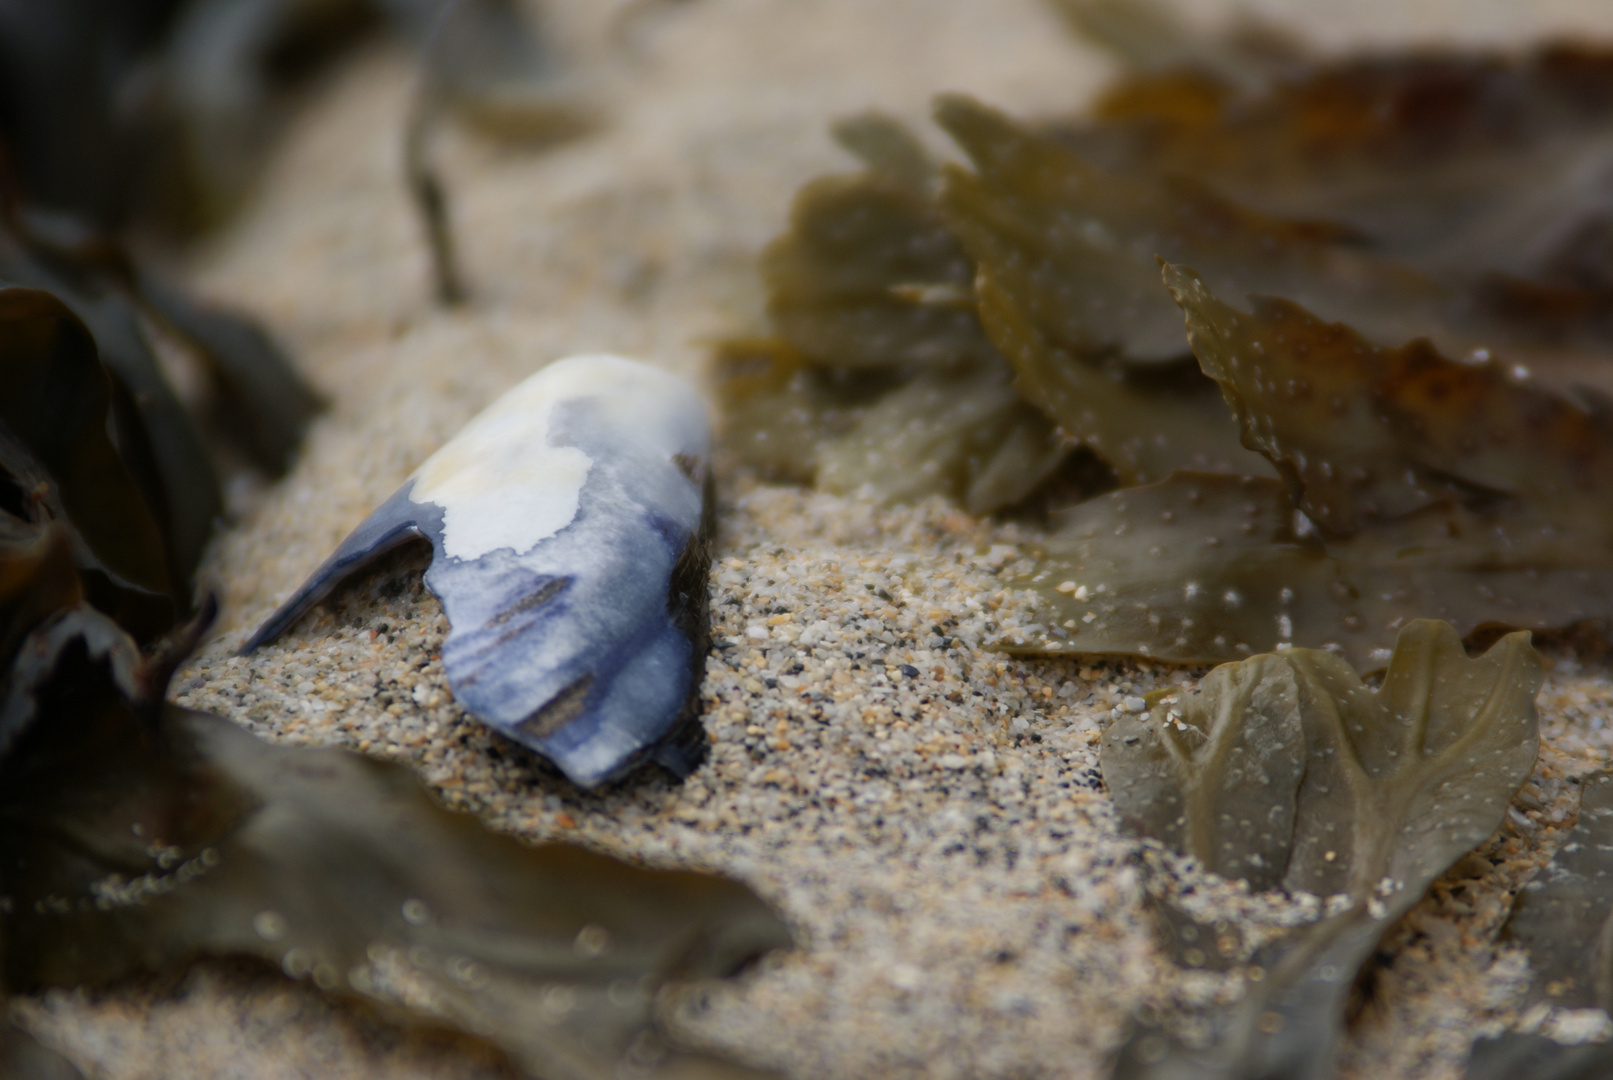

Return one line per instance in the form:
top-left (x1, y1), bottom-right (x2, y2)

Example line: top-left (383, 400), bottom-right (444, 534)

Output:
top-left (242, 354), bottom-right (713, 788)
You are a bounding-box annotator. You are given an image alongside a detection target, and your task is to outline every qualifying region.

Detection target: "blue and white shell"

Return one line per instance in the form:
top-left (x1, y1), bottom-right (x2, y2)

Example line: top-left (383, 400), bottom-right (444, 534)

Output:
top-left (243, 354), bottom-right (714, 788)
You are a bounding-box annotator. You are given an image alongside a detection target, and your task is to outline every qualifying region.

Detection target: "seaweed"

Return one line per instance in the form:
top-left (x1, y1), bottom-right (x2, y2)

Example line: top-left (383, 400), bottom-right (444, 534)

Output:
top-left (0, 1025), bottom-right (84, 1080)
top-left (1051, 6), bottom-right (1613, 355)
top-left (1002, 269), bottom-right (1613, 668)
top-left (1166, 262), bottom-right (1613, 537)
top-left (759, 123), bottom-right (994, 374)
top-left (717, 115), bottom-right (1082, 515)
top-left (1054, 34), bottom-right (1613, 283)
top-left (936, 95), bottom-right (1455, 364)
top-left (0, 604), bottom-right (790, 1079)
top-left (0, 287), bottom-right (178, 640)
top-left (813, 362), bottom-right (1071, 515)
top-left (1000, 473), bottom-right (1613, 670)
top-left (1465, 770), bottom-right (1613, 1074)
top-left (0, 212), bottom-right (324, 622)
top-left (1101, 620), bottom-right (1543, 1078)
top-left (974, 266), bottom-right (1259, 486)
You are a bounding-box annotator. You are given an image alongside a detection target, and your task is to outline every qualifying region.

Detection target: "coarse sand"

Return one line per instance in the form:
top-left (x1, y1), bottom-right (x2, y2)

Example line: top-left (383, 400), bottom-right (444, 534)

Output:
top-left (19, 1), bottom-right (1613, 1077)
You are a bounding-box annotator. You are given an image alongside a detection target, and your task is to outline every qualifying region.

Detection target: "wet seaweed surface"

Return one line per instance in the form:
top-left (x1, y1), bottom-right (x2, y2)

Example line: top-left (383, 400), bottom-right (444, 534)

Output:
top-left (726, 13), bottom-right (1613, 671)
top-left (716, 1), bottom-right (1613, 1075)
top-left (1101, 620), bottom-right (1541, 1077)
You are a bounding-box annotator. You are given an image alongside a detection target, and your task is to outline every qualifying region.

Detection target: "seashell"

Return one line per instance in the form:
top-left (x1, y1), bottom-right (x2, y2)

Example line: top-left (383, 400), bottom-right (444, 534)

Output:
top-left (243, 354), bottom-right (714, 788)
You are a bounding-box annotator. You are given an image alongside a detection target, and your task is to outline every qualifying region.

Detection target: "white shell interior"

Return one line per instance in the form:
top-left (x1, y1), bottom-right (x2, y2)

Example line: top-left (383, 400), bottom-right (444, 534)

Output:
top-left (411, 354), bottom-right (710, 561)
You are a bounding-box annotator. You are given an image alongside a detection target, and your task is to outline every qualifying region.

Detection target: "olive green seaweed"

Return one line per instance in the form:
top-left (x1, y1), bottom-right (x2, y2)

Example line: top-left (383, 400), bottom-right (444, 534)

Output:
top-left (1164, 263), bottom-right (1613, 539)
top-left (1101, 620), bottom-right (1543, 1079)
top-left (720, 116), bottom-right (1080, 514)
top-left (0, 597), bottom-right (791, 1080)
top-left (975, 267), bottom-right (1260, 486)
top-left (1002, 268), bottom-right (1613, 668)
top-left (1466, 770), bottom-right (1613, 1077)
top-left (935, 95), bottom-right (1452, 364)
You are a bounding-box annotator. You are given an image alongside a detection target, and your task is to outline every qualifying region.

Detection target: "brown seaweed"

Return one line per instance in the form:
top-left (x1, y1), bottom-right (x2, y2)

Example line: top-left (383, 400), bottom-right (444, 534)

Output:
top-left (1166, 262), bottom-right (1613, 538)
top-left (1003, 268), bottom-right (1613, 668)
top-left (1051, 6), bottom-right (1613, 354)
top-left (1059, 38), bottom-right (1613, 283)
top-left (1101, 621), bottom-right (1542, 1079)
top-left (0, 287), bottom-right (178, 640)
top-left (0, 213), bottom-right (324, 620)
top-left (936, 95), bottom-right (1455, 364)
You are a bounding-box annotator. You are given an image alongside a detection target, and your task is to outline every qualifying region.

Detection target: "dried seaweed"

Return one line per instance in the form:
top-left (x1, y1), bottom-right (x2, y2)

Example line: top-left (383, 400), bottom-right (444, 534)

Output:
top-left (1101, 621), bottom-right (1542, 1079)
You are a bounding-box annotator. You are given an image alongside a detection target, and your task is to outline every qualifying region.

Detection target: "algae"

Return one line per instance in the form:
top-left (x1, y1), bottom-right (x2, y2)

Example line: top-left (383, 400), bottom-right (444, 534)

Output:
top-left (1102, 621), bottom-right (1543, 1078)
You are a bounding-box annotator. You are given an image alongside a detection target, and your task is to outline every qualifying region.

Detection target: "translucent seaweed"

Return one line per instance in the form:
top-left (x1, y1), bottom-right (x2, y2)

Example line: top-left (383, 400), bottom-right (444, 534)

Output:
top-left (1101, 621), bottom-right (1542, 1079)
top-left (975, 267), bottom-right (1260, 486)
top-left (718, 116), bottom-right (1080, 515)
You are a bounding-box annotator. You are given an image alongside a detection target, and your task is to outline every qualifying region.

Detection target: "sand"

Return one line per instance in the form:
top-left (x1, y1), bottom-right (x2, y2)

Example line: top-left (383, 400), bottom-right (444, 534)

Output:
top-left (17, 1), bottom-right (1613, 1077)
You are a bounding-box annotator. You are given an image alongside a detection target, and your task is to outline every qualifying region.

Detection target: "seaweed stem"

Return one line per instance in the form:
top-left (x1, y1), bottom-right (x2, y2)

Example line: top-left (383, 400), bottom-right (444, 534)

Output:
top-left (405, 0), bottom-right (468, 307)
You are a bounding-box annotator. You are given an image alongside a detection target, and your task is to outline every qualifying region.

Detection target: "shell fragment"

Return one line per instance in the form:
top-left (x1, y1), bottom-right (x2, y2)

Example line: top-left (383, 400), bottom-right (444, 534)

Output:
top-left (243, 354), bottom-right (714, 788)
